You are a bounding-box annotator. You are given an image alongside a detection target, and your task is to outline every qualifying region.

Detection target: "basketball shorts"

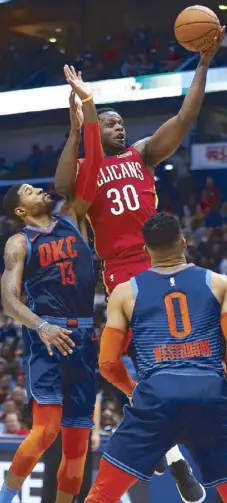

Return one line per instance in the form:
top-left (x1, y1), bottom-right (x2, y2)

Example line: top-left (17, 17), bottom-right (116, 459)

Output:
top-left (103, 253), bottom-right (151, 295)
top-left (103, 370), bottom-right (227, 487)
top-left (23, 316), bottom-right (98, 428)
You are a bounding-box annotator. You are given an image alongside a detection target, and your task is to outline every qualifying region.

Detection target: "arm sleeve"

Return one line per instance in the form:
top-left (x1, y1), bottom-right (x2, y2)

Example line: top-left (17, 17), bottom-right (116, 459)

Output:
top-left (75, 122), bottom-right (103, 203)
top-left (99, 327), bottom-right (136, 396)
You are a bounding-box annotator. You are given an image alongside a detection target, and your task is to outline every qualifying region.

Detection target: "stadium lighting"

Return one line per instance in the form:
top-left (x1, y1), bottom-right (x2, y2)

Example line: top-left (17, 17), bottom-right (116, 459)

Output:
top-left (49, 38), bottom-right (57, 43)
top-left (55, 28), bottom-right (62, 32)
top-left (164, 164), bottom-right (174, 171)
top-left (219, 5), bottom-right (227, 10)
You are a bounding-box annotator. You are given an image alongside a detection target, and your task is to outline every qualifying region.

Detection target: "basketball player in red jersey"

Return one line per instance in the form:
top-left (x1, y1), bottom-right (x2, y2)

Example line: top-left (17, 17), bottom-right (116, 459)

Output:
top-left (55, 31), bottom-right (224, 503)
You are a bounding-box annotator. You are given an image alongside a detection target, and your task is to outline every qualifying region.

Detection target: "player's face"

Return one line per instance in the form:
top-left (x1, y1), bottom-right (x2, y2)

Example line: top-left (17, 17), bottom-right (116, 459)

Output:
top-left (16, 184), bottom-right (53, 219)
top-left (99, 112), bottom-right (126, 155)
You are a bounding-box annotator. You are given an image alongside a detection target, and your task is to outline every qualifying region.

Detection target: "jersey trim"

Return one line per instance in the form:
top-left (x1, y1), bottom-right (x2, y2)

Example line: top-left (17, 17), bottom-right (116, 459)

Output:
top-left (130, 277), bottom-right (138, 300)
top-left (206, 269), bottom-right (212, 290)
top-left (42, 315), bottom-right (94, 329)
top-left (20, 232), bottom-right (32, 266)
top-left (58, 215), bottom-right (91, 252)
top-left (148, 263), bottom-right (195, 276)
top-left (24, 218), bottom-right (58, 234)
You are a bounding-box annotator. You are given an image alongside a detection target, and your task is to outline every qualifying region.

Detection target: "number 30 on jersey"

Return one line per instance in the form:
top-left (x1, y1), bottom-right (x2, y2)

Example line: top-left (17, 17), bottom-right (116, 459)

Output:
top-left (106, 184), bottom-right (140, 215)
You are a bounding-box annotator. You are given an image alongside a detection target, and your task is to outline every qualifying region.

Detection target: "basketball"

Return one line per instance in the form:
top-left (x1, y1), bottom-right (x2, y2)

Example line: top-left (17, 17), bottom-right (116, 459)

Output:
top-left (174, 5), bottom-right (221, 52)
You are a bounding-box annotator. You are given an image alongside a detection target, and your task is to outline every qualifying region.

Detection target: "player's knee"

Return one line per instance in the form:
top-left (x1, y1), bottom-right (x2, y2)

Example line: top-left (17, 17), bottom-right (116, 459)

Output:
top-left (62, 426), bottom-right (90, 459)
top-left (35, 422), bottom-right (60, 451)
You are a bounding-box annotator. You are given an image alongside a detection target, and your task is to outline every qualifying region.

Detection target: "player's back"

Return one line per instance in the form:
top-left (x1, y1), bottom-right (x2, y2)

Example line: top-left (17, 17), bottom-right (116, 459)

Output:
top-left (87, 147), bottom-right (156, 261)
top-left (130, 263), bottom-right (224, 379)
top-left (22, 214), bottom-right (94, 318)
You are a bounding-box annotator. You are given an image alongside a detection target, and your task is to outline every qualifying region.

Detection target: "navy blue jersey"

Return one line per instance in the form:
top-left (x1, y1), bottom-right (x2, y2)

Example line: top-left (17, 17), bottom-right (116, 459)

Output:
top-left (21, 214), bottom-right (94, 318)
top-left (130, 263), bottom-right (225, 379)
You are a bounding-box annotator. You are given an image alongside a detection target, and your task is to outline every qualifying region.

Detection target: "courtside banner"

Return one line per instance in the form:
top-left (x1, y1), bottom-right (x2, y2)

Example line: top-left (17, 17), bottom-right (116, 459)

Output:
top-left (191, 142), bottom-right (227, 170)
top-left (0, 67), bottom-right (227, 115)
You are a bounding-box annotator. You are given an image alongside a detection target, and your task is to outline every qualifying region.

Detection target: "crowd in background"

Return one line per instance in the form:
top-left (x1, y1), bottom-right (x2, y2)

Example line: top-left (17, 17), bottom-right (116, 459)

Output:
top-left (1, 24), bottom-right (227, 91)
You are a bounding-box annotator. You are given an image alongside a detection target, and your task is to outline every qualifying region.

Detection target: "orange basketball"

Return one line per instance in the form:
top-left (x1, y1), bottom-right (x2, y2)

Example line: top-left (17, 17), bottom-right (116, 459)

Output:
top-left (174, 5), bottom-right (220, 52)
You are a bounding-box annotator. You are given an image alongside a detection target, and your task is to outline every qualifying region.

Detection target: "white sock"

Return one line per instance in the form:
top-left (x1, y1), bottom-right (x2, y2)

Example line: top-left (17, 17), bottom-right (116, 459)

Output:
top-left (165, 445), bottom-right (185, 466)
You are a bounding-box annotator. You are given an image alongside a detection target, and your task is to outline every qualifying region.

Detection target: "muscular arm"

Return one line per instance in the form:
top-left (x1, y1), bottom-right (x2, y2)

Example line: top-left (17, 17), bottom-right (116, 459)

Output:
top-left (55, 131), bottom-right (81, 200)
top-left (1, 235), bottom-right (43, 330)
top-left (99, 285), bottom-right (136, 397)
top-left (134, 61), bottom-right (208, 169)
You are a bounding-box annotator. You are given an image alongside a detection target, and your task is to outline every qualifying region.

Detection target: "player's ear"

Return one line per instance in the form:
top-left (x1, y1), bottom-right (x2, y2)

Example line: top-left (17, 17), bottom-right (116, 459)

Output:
top-left (15, 206), bottom-right (26, 218)
top-left (182, 236), bottom-right (187, 250)
top-left (143, 244), bottom-right (149, 256)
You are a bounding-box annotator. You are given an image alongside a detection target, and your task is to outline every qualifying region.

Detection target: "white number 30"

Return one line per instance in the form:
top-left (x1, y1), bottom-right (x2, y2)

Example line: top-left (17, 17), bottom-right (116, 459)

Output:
top-left (106, 184), bottom-right (140, 215)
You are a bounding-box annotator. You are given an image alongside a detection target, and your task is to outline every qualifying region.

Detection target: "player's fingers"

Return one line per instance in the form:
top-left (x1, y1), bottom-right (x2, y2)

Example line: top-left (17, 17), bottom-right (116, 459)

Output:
top-left (69, 90), bottom-right (75, 104)
top-left (56, 338), bottom-right (72, 355)
top-left (59, 331), bottom-right (75, 347)
top-left (78, 71), bottom-right (82, 81)
top-left (70, 65), bottom-right (78, 79)
top-left (46, 342), bottom-right (53, 356)
top-left (64, 65), bottom-right (70, 79)
top-left (55, 342), bottom-right (68, 356)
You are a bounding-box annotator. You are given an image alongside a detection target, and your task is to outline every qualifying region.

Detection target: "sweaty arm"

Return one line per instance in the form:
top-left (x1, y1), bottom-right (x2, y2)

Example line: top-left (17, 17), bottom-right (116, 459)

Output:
top-left (99, 285), bottom-right (136, 397)
top-left (134, 60), bottom-right (209, 169)
top-left (1, 234), bottom-right (43, 330)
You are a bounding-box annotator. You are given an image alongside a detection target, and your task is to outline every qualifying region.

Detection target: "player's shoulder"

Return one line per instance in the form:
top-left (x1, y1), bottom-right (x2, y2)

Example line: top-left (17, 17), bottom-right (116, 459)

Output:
top-left (110, 281), bottom-right (132, 301)
top-left (4, 233), bottom-right (27, 257)
top-left (211, 270), bottom-right (227, 285)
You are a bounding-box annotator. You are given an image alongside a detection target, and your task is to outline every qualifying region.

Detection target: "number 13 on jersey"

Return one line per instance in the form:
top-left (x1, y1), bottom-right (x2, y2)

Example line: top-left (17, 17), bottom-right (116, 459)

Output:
top-left (107, 184), bottom-right (140, 215)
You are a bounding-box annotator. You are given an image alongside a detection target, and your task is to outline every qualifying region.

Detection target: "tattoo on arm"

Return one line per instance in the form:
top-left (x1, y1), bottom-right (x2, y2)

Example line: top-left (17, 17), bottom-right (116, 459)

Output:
top-left (1, 235), bottom-right (42, 330)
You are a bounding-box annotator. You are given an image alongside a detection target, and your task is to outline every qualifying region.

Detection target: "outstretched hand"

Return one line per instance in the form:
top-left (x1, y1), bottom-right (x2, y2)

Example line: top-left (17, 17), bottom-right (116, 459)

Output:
top-left (64, 65), bottom-right (90, 101)
top-left (200, 25), bottom-right (225, 65)
top-left (69, 91), bottom-right (84, 132)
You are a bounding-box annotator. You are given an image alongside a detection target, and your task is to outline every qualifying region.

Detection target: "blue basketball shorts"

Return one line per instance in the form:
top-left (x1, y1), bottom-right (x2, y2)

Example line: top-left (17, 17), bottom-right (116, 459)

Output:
top-left (103, 370), bottom-right (227, 487)
top-left (23, 316), bottom-right (98, 428)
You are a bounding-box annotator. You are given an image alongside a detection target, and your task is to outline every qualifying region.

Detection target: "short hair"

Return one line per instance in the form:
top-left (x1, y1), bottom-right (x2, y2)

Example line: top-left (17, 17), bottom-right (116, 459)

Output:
top-left (142, 212), bottom-right (181, 250)
top-left (3, 184), bottom-right (22, 220)
top-left (97, 107), bottom-right (119, 117)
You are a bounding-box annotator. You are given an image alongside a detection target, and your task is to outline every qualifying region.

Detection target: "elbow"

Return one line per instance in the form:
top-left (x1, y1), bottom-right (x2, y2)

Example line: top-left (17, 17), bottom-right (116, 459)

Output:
top-left (178, 110), bottom-right (195, 130)
top-left (99, 360), bottom-right (115, 381)
top-left (2, 299), bottom-right (11, 317)
top-left (54, 179), bottom-right (69, 199)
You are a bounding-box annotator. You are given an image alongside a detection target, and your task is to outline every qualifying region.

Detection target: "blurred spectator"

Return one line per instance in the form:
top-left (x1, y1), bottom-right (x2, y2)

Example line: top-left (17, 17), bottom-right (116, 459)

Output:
top-left (4, 412), bottom-right (29, 435)
top-left (205, 204), bottom-right (223, 228)
top-left (163, 41), bottom-right (181, 71)
top-left (100, 400), bottom-right (123, 436)
top-left (11, 386), bottom-right (27, 418)
top-left (121, 54), bottom-right (138, 77)
top-left (200, 189), bottom-right (210, 215)
top-left (205, 177), bottom-right (221, 207)
top-left (27, 145), bottom-right (43, 177)
top-left (137, 53), bottom-right (154, 75)
top-left (0, 376), bottom-right (11, 405)
top-left (219, 249), bottom-right (227, 275)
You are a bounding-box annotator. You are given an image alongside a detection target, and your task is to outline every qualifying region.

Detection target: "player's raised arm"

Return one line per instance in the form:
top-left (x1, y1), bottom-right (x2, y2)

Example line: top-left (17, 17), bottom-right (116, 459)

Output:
top-left (1, 234), bottom-right (75, 357)
top-left (55, 90), bottom-right (83, 200)
top-left (99, 283), bottom-right (136, 398)
top-left (55, 67), bottom-right (103, 218)
top-left (134, 28), bottom-right (225, 169)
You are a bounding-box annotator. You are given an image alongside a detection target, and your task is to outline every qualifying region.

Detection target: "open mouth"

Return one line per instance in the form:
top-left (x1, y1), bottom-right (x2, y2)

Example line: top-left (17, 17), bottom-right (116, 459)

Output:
top-left (43, 193), bottom-right (51, 200)
top-left (115, 133), bottom-right (125, 142)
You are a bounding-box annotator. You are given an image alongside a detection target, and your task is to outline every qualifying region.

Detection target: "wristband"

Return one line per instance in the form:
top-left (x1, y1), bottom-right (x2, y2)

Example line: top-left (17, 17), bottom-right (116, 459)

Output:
top-left (37, 321), bottom-right (48, 334)
top-left (82, 95), bottom-right (93, 104)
